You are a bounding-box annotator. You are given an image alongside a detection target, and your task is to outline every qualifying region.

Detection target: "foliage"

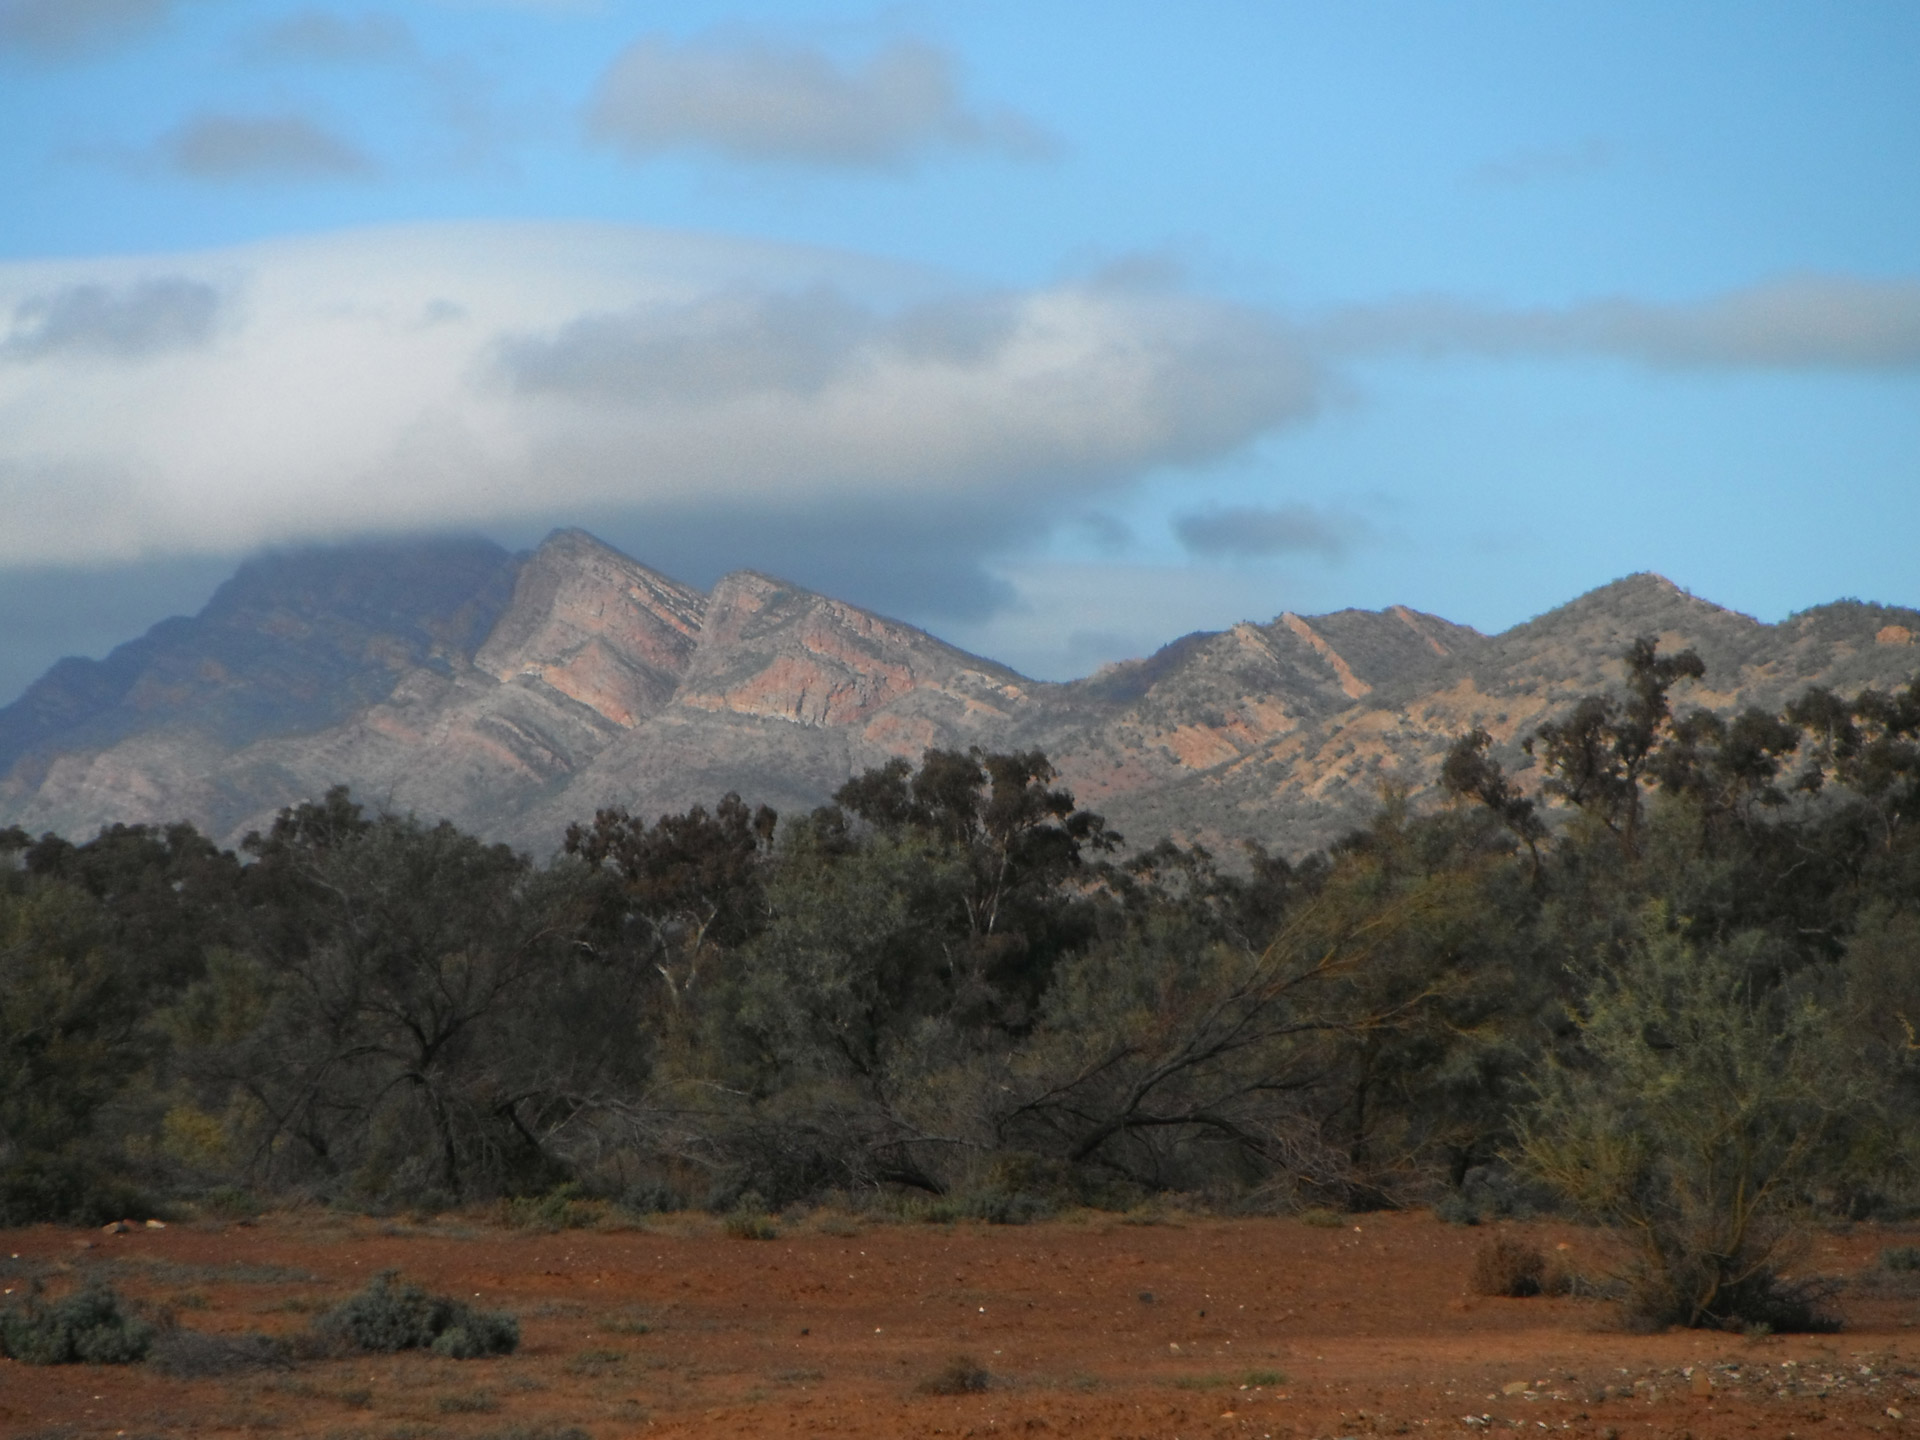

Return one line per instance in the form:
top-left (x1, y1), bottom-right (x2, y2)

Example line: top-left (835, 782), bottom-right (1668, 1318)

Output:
top-left (315, 1270), bottom-right (518, 1358)
top-left (0, 1282), bottom-right (155, 1364)
top-left (4, 649), bottom-right (1920, 1279)
top-left (1519, 908), bottom-right (1857, 1330)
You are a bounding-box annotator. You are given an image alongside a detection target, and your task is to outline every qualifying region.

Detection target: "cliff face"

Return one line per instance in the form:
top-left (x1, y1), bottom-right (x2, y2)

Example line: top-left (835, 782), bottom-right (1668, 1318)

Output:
top-left (2, 533), bottom-right (1916, 856)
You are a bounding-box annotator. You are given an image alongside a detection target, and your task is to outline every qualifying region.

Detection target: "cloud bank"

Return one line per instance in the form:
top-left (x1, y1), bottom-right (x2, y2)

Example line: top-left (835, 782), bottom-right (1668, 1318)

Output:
top-left (0, 225), bottom-right (1913, 633)
top-left (0, 223), bottom-right (1317, 578)
top-left (587, 34), bottom-right (1050, 167)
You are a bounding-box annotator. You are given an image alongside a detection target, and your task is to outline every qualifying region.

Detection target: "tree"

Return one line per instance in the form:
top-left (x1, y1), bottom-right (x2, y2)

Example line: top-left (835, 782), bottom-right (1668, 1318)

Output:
top-left (222, 792), bottom-right (590, 1202)
top-left (1441, 727), bottom-right (1547, 879)
top-left (1527, 637), bottom-right (1705, 857)
top-left (0, 875), bottom-right (150, 1222)
top-left (834, 748), bottom-right (1118, 1027)
top-left (564, 794), bottom-right (776, 1011)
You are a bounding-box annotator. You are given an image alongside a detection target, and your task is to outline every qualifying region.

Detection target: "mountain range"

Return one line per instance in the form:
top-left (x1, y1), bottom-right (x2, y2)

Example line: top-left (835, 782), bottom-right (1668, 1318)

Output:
top-left (3, 529), bottom-right (1917, 856)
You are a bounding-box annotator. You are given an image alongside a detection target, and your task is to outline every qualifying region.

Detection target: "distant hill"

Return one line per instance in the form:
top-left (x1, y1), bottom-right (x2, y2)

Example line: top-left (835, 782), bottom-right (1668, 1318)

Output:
top-left (2, 529), bottom-right (1916, 855)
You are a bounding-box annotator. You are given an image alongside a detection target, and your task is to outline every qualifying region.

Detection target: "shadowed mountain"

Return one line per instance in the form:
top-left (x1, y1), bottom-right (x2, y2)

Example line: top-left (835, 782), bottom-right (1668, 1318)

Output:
top-left (1, 534), bottom-right (1915, 855)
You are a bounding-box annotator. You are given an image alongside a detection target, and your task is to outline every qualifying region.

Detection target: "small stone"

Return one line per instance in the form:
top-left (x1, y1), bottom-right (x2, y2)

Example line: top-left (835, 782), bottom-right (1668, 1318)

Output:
top-left (1502, 1380), bottom-right (1529, 1396)
top-left (144, 1219), bottom-right (166, 1229)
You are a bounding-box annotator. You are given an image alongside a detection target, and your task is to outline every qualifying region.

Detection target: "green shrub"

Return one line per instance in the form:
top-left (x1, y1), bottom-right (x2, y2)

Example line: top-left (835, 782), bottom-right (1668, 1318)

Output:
top-left (500, 1182), bottom-right (598, 1232)
top-left (1520, 911), bottom-right (1856, 1332)
top-left (314, 1271), bottom-right (517, 1358)
top-left (1881, 1245), bottom-right (1920, 1272)
top-left (723, 1196), bottom-right (779, 1240)
top-left (0, 1282), bottom-right (155, 1364)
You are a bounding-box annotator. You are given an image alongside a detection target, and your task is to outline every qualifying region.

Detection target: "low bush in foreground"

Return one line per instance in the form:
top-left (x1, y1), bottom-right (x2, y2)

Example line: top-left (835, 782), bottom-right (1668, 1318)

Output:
top-left (918, 1354), bottom-right (991, 1394)
top-left (0, 1282), bottom-right (155, 1364)
top-left (1470, 1235), bottom-right (1547, 1297)
top-left (315, 1270), bottom-right (518, 1358)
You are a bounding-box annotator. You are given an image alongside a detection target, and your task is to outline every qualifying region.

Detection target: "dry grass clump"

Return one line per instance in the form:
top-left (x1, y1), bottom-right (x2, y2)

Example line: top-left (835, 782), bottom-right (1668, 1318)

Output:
top-left (1470, 1235), bottom-right (1548, 1297)
top-left (918, 1353), bottom-right (991, 1394)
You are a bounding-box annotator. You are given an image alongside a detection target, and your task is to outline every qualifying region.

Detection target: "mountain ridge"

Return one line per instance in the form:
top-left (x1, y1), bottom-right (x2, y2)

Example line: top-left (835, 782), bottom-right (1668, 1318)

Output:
top-left (2, 532), bottom-right (1916, 855)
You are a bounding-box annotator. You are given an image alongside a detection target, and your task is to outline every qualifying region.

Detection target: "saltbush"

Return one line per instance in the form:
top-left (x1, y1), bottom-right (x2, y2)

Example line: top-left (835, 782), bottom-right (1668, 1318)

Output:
top-left (0, 1282), bottom-right (155, 1365)
top-left (314, 1270), bottom-right (518, 1358)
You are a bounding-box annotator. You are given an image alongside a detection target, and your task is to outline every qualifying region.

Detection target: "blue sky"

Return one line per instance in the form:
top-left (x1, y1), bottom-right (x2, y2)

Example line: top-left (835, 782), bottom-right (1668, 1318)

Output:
top-left (1, 0), bottom-right (1916, 697)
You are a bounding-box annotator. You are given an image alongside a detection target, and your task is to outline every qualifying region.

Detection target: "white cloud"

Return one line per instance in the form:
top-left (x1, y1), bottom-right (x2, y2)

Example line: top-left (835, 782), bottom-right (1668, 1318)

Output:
top-left (587, 33), bottom-right (1052, 168)
top-left (0, 222), bottom-right (1319, 570)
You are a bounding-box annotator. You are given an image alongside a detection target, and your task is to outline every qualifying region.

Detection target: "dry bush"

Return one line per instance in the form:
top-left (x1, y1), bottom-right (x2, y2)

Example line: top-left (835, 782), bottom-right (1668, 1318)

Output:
top-left (918, 1354), bottom-right (991, 1394)
top-left (1470, 1235), bottom-right (1547, 1297)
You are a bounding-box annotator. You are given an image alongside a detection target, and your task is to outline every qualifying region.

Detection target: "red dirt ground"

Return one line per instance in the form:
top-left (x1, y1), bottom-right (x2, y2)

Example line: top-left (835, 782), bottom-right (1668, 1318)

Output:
top-left (3, 1209), bottom-right (1917, 1439)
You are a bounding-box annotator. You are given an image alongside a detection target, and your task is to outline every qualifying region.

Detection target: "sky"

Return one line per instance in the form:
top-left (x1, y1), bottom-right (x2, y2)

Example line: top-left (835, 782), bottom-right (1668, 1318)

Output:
top-left (1, 1), bottom-right (1917, 701)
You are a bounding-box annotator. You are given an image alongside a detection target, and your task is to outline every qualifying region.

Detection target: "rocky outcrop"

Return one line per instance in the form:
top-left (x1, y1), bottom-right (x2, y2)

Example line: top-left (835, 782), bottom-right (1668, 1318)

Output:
top-left (2, 538), bottom-right (1916, 857)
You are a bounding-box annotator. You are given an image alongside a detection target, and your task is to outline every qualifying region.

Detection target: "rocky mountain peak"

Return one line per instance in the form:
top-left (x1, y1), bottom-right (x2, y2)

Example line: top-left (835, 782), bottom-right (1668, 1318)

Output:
top-left (676, 570), bottom-right (1027, 730)
top-left (474, 529), bottom-right (705, 728)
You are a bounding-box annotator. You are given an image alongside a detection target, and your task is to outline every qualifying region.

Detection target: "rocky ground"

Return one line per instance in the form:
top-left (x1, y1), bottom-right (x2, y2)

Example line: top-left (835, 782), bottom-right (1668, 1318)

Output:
top-left (3, 1208), bottom-right (1918, 1439)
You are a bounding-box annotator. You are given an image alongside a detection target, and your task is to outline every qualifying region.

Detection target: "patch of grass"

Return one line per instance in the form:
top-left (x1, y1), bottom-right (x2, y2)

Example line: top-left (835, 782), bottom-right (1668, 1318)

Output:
top-left (723, 1207), bottom-right (779, 1240)
top-left (563, 1346), bottom-right (625, 1376)
top-left (599, 1306), bottom-right (658, 1336)
top-left (1881, 1245), bottom-right (1920, 1272)
top-left (0, 1281), bottom-right (155, 1364)
top-left (1241, 1369), bottom-right (1285, 1386)
top-left (313, 1271), bottom-right (518, 1359)
top-left (774, 1367), bottom-right (825, 1383)
top-left (149, 1329), bottom-right (291, 1378)
top-left (918, 1354), bottom-right (991, 1395)
top-left (1470, 1235), bottom-right (1547, 1298)
top-left (475, 1426), bottom-right (590, 1440)
top-left (1296, 1207), bottom-right (1346, 1229)
top-left (113, 1257), bottom-right (320, 1286)
top-left (498, 1183), bottom-right (601, 1233)
top-left (436, 1393), bottom-right (498, 1414)
top-left (198, 1185), bottom-right (265, 1220)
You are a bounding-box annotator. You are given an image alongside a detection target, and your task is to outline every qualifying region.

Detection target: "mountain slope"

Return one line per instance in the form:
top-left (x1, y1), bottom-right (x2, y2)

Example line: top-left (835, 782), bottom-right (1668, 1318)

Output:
top-left (1, 536), bottom-right (1915, 855)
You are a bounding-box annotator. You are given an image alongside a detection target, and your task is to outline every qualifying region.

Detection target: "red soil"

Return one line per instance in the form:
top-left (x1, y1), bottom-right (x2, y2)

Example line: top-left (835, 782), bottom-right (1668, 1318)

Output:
top-left (2, 1209), bottom-right (1916, 1439)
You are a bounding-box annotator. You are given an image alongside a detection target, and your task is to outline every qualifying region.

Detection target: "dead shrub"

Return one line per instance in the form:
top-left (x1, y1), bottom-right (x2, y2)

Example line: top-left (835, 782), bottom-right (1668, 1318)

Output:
top-left (1470, 1235), bottom-right (1547, 1297)
top-left (918, 1354), bottom-right (991, 1395)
